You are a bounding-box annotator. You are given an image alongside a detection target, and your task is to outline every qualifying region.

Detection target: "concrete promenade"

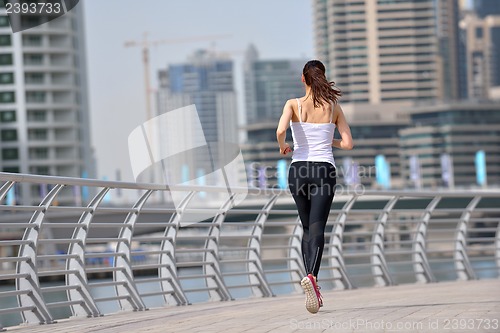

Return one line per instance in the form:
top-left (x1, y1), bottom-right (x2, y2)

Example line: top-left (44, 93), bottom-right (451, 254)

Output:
top-left (6, 279), bottom-right (500, 333)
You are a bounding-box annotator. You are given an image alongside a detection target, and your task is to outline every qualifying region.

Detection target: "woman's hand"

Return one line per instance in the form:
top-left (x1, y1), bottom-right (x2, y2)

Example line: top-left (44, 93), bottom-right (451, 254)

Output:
top-left (280, 143), bottom-right (292, 155)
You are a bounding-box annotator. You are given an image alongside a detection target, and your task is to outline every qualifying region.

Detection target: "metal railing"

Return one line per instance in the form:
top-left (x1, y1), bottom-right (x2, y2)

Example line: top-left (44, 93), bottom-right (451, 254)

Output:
top-left (0, 172), bottom-right (499, 329)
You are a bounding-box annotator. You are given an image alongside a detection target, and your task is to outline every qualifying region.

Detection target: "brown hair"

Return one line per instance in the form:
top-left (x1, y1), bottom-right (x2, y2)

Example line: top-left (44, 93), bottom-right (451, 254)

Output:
top-left (303, 60), bottom-right (342, 108)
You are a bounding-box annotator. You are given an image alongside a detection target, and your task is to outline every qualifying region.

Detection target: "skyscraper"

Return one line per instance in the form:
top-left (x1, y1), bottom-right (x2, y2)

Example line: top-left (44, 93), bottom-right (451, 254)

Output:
top-left (156, 50), bottom-right (238, 184)
top-left (313, 0), bottom-right (461, 104)
top-left (461, 12), bottom-right (500, 99)
top-left (0, 3), bottom-right (94, 204)
top-left (244, 44), bottom-right (306, 127)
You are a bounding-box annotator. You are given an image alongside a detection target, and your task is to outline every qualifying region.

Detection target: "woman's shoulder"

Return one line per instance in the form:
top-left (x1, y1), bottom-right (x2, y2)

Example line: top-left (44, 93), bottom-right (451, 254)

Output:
top-left (332, 102), bottom-right (344, 121)
top-left (285, 98), bottom-right (301, 109)
top-left (287, 97), bottom-right (302, 103)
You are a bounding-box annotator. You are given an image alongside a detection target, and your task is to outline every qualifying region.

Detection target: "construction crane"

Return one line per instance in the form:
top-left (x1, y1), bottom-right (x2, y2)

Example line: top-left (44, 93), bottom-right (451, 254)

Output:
top-left (124, 33), bottom-right (232, 123)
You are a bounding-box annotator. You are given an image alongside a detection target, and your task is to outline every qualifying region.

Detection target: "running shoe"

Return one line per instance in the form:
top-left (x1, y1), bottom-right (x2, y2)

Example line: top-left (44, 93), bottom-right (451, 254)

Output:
top-left (300, 275), bottom-right (320, 313)
top-left (308, 274), bottom-right (323, 308)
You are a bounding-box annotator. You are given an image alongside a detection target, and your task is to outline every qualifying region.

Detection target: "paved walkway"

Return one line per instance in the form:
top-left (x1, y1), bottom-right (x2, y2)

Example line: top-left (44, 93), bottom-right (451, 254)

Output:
top-left (7, 279), bottom-right (500, 333)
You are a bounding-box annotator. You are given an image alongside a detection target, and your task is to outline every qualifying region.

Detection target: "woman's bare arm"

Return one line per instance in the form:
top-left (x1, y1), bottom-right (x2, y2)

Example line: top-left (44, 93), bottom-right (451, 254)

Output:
top-left (276, 99), bottom-right (293, 155)
top-left (332, 104), bottom-right (354, 150)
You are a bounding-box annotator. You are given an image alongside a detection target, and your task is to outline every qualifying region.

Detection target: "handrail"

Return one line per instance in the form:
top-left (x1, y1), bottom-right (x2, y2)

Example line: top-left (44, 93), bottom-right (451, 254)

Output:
top-left (0, 172), bottom-right (499, 329)
top-left (0, 172), bottom-right (499, 196)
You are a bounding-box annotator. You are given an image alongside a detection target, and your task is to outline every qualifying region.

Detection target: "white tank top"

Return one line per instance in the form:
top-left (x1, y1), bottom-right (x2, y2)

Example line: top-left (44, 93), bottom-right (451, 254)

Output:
top-left (290, 98), bottom-right (336, 167)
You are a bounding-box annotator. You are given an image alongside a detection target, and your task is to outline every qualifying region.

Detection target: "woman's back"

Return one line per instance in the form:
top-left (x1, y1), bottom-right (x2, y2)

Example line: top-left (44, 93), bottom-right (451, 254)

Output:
top-left (290, 97), bottom-right (335, 124)
top-left (290, 97), bottom-right (336, 166)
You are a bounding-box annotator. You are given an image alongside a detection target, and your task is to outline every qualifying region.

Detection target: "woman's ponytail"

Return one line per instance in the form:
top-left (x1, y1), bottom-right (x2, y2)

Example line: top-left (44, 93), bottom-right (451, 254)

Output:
top-left (303, 60), bottom-right (341, 108)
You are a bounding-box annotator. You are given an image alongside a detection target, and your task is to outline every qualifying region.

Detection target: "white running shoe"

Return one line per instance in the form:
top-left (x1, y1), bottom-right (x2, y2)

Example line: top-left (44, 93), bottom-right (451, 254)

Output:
top-left (300, 275), bottom-right (320, 314)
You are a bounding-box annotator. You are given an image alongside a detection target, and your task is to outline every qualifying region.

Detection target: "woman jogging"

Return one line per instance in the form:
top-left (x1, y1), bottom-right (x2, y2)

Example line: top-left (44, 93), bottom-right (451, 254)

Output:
top-left (276, 60), bottom-right (353, 314)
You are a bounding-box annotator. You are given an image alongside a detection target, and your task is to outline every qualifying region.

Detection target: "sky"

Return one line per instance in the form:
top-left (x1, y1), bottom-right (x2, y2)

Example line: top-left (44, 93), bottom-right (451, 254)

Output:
top-left (83, 0), bottom-right (314, 182)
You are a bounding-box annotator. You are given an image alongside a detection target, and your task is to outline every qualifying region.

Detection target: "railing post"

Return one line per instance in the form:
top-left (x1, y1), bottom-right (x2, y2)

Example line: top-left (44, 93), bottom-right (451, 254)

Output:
top-left (158, 191), bottom-right (194, 306)
top-left (288, 216), bottom-right (306, 293)
top-left (371, 196), bottom-right (398, 287)
top-left (454, 196), bottom-right (480, 280)
top-left (204, 194), bottom-right (237, 301)
top-left (246, 194), bottom-right (277, 298)
top-left (114, 190), bottom-right (154, 311)
top-left (66, 188), bottom-right (109, 318)
top-left (412, 196), bottom-right (439, 283)
top-left (495, 220), bottom-right (500, 277)
top-left (329, 195), bottom-right (357, 290)
top-left (0, 180), bottom-right (15, 201)
top-left (16, 184), bottom-right (64, 324)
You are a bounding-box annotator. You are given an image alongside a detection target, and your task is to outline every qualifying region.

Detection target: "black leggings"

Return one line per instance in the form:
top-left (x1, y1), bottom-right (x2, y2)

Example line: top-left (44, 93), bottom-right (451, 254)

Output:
top-left (288, 161), bottom-right (336, 277)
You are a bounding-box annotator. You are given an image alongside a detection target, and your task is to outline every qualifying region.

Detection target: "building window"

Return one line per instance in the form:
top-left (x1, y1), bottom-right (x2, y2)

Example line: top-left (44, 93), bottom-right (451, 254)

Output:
top-left (0, 34), bottom-right (11, 46)
top-left (1, 128), bottom-right (16, 141)
top-left (30, 147), bottom-right (48, 159)
top-left (30, 166), bottom-right (49, 175)
top-left (3, 167), bottom-right (19, 173)
top-left (0, 15), bottom-right (9, 27)
top-left (0, 110), bottom-right (15, 122)
top-left (0, 72), bottom-right (13, 84)
top-left (21, 15), bottom-right (41, 28)
top-left (25, 72), bottom-right (44, 84)
top-left (2, 148), bottom-right (18, 160)
top-left (24, 54), bottom-right (44, 65)
top-left (475, 27), bottom-right (483, 38)
top-left (27, 110), bottom-right (46, 121)
top-left (0, 53), bottom-right (12, 65)
top-left (0, 91), bottom-right (14, 103)
top-left (26, 91), bottom-right (45, 102)
top-left (28, 128), bottom-right (47, 140)
top-left (22, 35), bottom-right (43, 46)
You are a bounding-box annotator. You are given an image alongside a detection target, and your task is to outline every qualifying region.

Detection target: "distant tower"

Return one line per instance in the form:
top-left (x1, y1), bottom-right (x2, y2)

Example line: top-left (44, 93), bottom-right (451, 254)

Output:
top-left (461, 12), bottom-right (500, 99)
top-left (313, 0), bottom-right (461, 104)
top-left (156, 50), bottom-right (238, 184)
top-left (244, 44), bottom-right (305, 127)
top-left (0, 3), bottom-right (94, 204)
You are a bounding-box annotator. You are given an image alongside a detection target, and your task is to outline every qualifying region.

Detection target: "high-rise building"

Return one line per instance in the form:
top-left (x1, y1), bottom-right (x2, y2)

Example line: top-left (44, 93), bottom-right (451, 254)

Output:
top-left (460, 12), bottom-right (500, 99)
top-left (0, 3), bottom-right (94, 204)
top-left (474, 0), bottom-right (500, 18)
top-left (313, 0), bottom-right (461, 104)
top-left (156, 50), bottom-right (238, 184)
top-left (244, 46), bottom-right (306, 126)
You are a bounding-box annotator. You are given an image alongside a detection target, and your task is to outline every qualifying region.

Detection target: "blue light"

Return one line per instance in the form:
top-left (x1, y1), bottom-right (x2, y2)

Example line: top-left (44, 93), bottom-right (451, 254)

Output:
top-left (277, 159), bottom-right (288, 189)
top-left (375, 155), bottom-right (391, 189)
top-left (475, 150), bottom-right (487, 186)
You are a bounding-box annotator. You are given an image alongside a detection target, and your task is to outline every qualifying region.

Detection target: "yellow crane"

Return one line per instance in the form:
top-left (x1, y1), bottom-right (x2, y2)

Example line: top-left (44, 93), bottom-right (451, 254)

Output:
top-left (124, 33), bottom-right (232, 122)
